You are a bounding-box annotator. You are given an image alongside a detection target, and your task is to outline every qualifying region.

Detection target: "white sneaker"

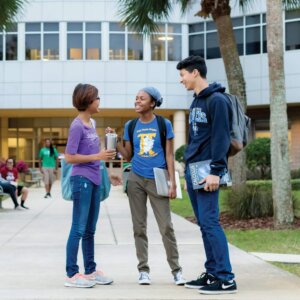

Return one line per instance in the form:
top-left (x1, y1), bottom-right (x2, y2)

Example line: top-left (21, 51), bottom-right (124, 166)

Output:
top-left (138, 272), bottom-right (151, 285)
top-left (174, 271), bottom-right (187, 286)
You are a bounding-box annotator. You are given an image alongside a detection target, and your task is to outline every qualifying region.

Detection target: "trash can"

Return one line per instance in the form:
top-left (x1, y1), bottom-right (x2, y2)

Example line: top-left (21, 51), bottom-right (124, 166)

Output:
top-left (122, 163), bottom-right (131, 193)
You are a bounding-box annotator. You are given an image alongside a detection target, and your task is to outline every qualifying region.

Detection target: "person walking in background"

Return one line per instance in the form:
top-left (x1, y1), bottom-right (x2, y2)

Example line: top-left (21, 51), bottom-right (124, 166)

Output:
top-left (176, 56), bottom-right (237, 295)
top-left (1, 158), bottom-right (29, 209)
top-left (64, 83), bottom-right (120, 288)
top-left (111, 87), bottom-right (186, 286)
top-left (39, 138), bottom-right (58, 198)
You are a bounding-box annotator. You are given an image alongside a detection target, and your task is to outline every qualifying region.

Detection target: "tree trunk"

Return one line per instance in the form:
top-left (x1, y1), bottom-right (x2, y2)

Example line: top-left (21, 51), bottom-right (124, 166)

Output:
top-left (214, 14), bottom-right (247, 186)
top-left (266, 0), bottom-right (294, 227)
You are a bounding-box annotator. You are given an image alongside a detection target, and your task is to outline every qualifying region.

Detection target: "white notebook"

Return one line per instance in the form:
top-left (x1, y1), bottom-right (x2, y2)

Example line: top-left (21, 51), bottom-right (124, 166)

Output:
top-left (153, 168), bottom-right (182, 199)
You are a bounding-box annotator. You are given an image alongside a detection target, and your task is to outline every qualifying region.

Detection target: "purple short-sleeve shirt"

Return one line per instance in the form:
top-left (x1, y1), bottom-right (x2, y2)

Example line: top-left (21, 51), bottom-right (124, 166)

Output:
top-left (65, 117), bottom-right (101, 185)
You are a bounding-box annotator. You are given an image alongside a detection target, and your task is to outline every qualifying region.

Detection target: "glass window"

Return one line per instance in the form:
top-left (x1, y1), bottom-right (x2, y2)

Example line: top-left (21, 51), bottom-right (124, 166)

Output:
top-left (189, 23), bottom-right (204, 33)
top-left (262, 25), bottom-right (267, 53)
top-left (44, 33), bottom-right (59, 60)
top-left (6, 34), bottom-right (18, 60)
top-left (189, 34), bottom-right (204, 57)
top-left (246, 15), bottom-right (260, 25)
top-left (168, 24), bottom-right (181, 33)
top-left (6, 23), bottom-right (18, 32)
top-left (44, 22), bottom-right (59, 31)
top-left (151, 36), bottom-right (165, 61)
top-left (67, 22), bottom-right (101, 60)
top-left (26, 23), bottom-right (41, 32)
top-left (109, 22), bottom-right (143, 60)
top-left (26, 34), bottom-right (41, 60)
top-left (86, 33), bottom-right (101, 60)
top-left (232, 17), bottom-right (243, 27)
top-left (109, 34), bottom-right (125, 60)
top-left (67, 22), bottom-right (82, 31)
top-left (25, 22), bottom-right (59, 60)
top-left (128, 34), bottom-right (143, 60)
top-left (286, 9), bottom-right (300, 20)
top-left (206, 21), bottom-right (216, 31)
top-left (67, 34), bottom-right (83, 60)
top-left (286, 21), bottom-right (300, 50)
top-left (110, 22), bottom-right (125, 31)
top-left (168, 35), bottom-right (181, 61)
top-left (246, 26), bottom-right (260, 54)
top-left (86, 22), bottom-right (101, 31)
top-left (0, 34), bottom-right (3, 60)
top-left (206, 32), bottom-right (221, 59)
top-left (150, 23), bottom-right (181, 61)
top-left (234, 28), bottom-right (244, 55)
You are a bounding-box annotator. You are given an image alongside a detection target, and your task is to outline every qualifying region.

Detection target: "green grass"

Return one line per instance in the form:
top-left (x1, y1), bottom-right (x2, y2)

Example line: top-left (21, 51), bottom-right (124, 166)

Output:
top-left (271, 263), bottom-right (300, 277)
top-left (170, 180), bottom-right (300, 277)
top-left (225, 229), bottom-right (300, 254)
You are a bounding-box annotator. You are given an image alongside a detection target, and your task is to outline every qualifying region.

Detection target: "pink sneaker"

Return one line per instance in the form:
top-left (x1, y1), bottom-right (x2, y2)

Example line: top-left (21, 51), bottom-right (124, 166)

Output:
top-left (64, 273), bottom-right (96, 288)
top-left (85, 270), bottom-right (113, 285)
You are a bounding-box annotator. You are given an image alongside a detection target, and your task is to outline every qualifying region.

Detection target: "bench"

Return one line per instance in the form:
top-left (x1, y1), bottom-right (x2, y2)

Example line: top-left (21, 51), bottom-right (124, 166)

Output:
top-left (0, 185), bottom-right (10, 209)
top-left (25, 169), bottom-right (43, 187)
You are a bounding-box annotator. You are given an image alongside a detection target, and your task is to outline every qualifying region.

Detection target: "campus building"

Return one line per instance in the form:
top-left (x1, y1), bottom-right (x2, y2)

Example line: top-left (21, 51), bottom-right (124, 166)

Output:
top-left (0, 0), bottom-right (300, 169)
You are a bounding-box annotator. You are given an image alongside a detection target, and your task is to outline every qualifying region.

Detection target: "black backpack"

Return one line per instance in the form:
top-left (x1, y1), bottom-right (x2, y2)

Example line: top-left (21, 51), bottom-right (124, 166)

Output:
top-left (206, 93), bottom-right (251, 156)
top-left (128, 115), bottom-right (167, 158)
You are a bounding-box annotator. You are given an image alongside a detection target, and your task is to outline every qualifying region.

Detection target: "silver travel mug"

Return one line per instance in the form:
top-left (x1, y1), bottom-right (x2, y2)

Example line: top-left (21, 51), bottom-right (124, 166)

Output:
top-left (105, 132), bottom-right (117, 150)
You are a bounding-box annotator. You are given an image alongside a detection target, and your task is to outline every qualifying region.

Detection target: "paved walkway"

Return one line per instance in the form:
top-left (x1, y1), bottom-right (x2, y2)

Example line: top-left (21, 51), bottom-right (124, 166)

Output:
top-left (251, 252), bottom-right (300, 263)
top-left (0, 182), bottom-right (300, 300)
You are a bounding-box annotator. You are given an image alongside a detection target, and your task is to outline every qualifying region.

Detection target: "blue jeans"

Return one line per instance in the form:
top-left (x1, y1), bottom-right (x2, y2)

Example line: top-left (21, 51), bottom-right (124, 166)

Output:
top-left (66, 175), bottom-right (101, 277)
top-left (185, 167), bottom-right (234, 281)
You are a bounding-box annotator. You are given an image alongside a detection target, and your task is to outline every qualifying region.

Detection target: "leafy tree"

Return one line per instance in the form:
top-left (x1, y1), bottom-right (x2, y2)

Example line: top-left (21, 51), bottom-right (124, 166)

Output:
top-left (0, 0), bottom-right (27, 29)
top-left (246, 138), bottom-right (271, 179)
top-left (175, 144), bottom-right (187, 164)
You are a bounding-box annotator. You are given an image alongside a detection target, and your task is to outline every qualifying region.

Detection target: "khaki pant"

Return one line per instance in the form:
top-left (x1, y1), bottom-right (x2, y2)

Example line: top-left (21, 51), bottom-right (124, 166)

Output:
top-left (42, 167), bottom-right (55, 185)
top-left (127, 171), bottom-right (181, 275)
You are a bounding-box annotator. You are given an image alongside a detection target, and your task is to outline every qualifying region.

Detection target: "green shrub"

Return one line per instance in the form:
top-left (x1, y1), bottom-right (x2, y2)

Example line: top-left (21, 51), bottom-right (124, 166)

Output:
top-left (291, 169), bottom-right (300, 179)
top-left (225, 185), bottom-right (273, 219)
top-left (175, 145), bottom-right (187, 163)
top-left (246, 138), bottom-right (271, 179)
top-left (292, 179), bottom-right (300, 190)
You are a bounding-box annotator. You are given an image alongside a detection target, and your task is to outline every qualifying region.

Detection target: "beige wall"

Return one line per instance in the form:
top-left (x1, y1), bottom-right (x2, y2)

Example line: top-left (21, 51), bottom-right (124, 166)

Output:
top-left (291, 119), bottom-right (300, 169)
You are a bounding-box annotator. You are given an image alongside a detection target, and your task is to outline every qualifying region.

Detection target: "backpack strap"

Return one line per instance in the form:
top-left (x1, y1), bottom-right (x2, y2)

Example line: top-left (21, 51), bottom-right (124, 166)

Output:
top-left (155, 114), bottom-right (167, 158)
top-left (128, 115), bottom-right (167, 158)
top-left (128, 118), bottom-right (139, 157)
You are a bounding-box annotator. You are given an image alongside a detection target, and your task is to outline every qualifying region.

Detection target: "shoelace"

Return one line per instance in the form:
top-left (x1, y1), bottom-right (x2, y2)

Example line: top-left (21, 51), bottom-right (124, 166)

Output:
top-left (140, 273), bottom-right (149, 280)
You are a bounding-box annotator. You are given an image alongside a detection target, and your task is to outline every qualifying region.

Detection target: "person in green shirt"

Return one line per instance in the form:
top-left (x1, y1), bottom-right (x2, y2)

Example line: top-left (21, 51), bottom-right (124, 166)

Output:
top-left (39, 138), bottom-right (59, 198)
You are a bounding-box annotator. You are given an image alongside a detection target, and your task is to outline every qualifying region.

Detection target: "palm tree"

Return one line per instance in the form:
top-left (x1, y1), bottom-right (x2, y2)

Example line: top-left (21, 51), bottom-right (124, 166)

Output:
top-left (266, 0), bottom-right (295, 227)
top-left (0, 0), bottom-right (27, 29)
top-left (118, 0), bottom-right (248, 186)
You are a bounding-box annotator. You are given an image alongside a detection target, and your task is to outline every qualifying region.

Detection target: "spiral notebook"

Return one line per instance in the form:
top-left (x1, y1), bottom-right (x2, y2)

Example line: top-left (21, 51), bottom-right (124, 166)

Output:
top-left (153, 168), bottom-right (182, 199)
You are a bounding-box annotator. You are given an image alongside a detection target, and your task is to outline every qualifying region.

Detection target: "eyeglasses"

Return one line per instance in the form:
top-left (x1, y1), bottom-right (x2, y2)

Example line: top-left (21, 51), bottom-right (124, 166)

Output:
top-left (7, 161), bottom-right (13, 164)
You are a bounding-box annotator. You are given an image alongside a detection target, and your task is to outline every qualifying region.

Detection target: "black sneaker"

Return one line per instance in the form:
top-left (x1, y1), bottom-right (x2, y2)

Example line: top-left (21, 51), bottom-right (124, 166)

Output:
top-left (199, 279), bottom-right (237, 295)
top-left (184, 272), bottom-right (216, 289)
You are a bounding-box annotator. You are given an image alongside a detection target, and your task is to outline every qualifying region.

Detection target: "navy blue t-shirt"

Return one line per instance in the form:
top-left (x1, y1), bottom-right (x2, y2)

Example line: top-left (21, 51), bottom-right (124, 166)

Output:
top-left (124, 117), bottom-right (174, 178)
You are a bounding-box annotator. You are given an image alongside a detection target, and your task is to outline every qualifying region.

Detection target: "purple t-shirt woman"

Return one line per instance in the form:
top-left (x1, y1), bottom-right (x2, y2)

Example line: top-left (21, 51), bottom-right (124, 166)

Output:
top-left (66, 118), bottom-right (101, 185)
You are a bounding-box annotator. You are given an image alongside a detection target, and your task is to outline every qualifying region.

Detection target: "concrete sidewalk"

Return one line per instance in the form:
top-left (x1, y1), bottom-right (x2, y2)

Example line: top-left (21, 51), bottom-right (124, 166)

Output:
top-left (0, 182), bottom-right (300, 300)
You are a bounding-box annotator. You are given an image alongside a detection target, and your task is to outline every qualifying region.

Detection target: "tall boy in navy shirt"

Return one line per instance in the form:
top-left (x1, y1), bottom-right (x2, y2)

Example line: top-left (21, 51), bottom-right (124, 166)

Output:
top-left (177, 56), bottom-right (237, 295)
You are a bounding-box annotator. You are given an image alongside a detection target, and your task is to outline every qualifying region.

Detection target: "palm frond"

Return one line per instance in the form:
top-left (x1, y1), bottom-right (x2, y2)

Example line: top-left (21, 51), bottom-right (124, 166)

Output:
top-left (283, 0), bottom-right (300, 11)
top-left (118, 0), bottom-right (172, 35)
top-left (178, 0), bottom-right (193, 14)
top-left (237, 0), bottom-right (300, 13)
top-left (0, 0), bottom-right (27, 29)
